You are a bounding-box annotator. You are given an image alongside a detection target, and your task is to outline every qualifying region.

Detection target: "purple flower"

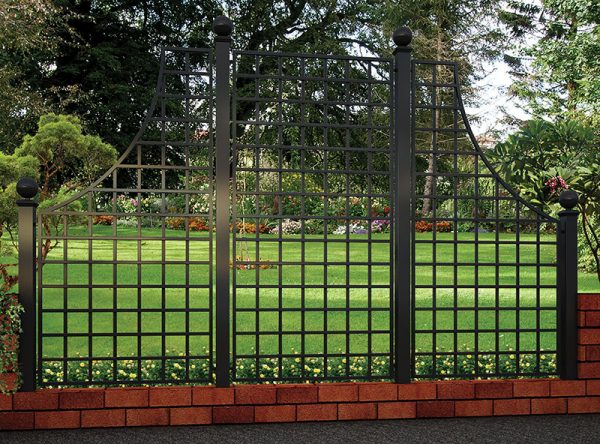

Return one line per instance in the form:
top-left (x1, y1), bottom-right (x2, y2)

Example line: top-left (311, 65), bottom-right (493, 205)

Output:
top-left (371, 219), bottom-right (390, 232)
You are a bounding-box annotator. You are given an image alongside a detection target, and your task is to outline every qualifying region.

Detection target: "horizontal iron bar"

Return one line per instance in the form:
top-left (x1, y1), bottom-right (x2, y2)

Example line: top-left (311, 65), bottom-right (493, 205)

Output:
top-left (233, 260), bottom-right (391, 266)
top-left (234, 284), bottom-right (390, 289)
top-left (413, 307), bottom-right (556, 312)
top-left (234, 73), bottom-right (391, 85)
top-left (232, 237), bottom-right (391, 244)
top-left (413, 284), bottom-right (556, 289)
top-left (414, 172), bottom-right (495, 178)
top-left (233, 143), bottom-right (392, 153)
top-left (235, 120), bottom-right (389, 130)
top-left (111, 164), bottom-right (211, 171)
top-left (43, 260), bottom-right (211, 265)
top-left (39, 236), bottom-right (211, 242)
top-left (41, 284), bottom-right (212, 289)
top-left (414, 104), bottom-right (460, 110)
top-left (41, 332), bottom-right (211, 337)
top-left (163, 70), bottom-right (210, 77)
top-left (233, 214), bottom-right (390, 221)
top-left (233, 190), bottom-right (391, 198)
top-left (234, 97), bottom-right (391, 107)
top-left (413, 239), bottom-right (556, 245)
top-left (148, 116), bottom-right (212, 123)
top-left (233, 307), bottom-right (390, 312)
top-left (235, 167), bottom-right (391, 176)
top-left (413, 262), bottom-right (556, 267)
top-left (414, 82), bottom-right (460, 87)
top-left (234, 48), bottom-right (392, 62)
top-left (232, 375), bottom-right (393, 382)
top-left (413, 328), bottom-right (556, 333)
top-left (414, 127), bottom-right (468, 133)
top-left (40, 356), bottom-right (212, 361)
top-left (235, 329), bottom-right (390, 335)
top-left (136, 140), bottom-right (211, 146)
top-left (415, 217), bottom-right (553, 223)
top-left (41, 308), bottom-right (211, 313)
top-left (232, 352), bottom-right (391, 359)
top-left (39, 211), bottom-right (212, 218)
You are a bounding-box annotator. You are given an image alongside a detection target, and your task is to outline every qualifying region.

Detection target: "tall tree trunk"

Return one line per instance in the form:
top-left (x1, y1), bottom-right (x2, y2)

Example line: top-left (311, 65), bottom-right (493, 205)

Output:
top-left (421, 106), bottom-right (441, 215)
top-left (421, 27), bottom-right (444, 216)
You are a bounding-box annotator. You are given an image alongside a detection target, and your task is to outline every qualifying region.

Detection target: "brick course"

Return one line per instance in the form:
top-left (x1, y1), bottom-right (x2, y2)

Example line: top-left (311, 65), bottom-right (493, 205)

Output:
top-left (1, 293), bottom-right (600, 430)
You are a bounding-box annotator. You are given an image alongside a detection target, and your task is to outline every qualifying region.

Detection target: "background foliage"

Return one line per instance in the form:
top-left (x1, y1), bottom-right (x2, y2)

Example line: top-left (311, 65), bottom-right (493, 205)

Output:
top-left (0, 2), bottom-right (598, 273)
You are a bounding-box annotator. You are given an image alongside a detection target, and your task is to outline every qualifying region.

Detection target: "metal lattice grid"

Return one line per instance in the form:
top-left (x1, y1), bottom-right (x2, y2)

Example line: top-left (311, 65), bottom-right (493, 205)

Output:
top-left (230, 50), bottom-right (395, 382)
top-left (37, 48), bottom-right (215, 386)
top-left (411, 60), bottom-right (559, 379)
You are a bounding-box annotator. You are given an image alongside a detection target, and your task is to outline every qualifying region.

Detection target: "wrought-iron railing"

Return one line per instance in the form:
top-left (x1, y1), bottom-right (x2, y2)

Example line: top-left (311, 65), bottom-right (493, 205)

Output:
top-left (13, 16), bottom-right (579, 391)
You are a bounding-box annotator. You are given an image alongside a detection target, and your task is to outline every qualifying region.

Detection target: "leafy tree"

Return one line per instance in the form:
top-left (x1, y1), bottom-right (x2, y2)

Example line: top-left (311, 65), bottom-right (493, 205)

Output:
top-left (385, 0), bottom-right (508, 215)
top-left (492, 118), bottom-right (600, 280)
top-left (0, 0), bottom-right (66, 151)
top-left (1, 114), bottom-right (117, 261)
top-left (5, 1), bottom-right (391, 156)
top-left (16, 114), bottom-right (116, 198)
top-left (501, 0), bottom-right (600, 116)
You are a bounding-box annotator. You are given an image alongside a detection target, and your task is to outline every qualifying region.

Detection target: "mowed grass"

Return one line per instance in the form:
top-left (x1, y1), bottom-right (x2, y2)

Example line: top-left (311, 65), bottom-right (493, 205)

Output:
top-left (3, 226), bottom-right (598, 360)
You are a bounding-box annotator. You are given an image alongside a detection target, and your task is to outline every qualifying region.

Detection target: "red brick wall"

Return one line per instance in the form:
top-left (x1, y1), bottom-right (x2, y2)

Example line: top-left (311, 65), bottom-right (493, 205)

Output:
top-left (1, 293), bottom-right (599, 431)
top-left (578, 294), bottom-right (600, 378)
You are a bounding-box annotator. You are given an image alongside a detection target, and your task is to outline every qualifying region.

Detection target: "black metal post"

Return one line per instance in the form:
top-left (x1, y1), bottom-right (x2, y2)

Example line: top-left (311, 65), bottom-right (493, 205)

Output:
top-left (16, 178), bottom-right (39, 392)
top-left (557, 190), bottom-right (579, 380)
top-left (214, 15), bottom-right (233, 387)
top-left (393, 27), bottom-right (413, 384)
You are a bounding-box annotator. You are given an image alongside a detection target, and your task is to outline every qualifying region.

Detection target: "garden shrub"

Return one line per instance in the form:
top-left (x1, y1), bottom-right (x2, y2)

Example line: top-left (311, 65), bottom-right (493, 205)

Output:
top-left (415, 220), bottom-right (453, 233)
top-left (232, 221), bottom-right (269, 234)
top-left (371, 219), bottom-right (390, 233)
top-left (0, 291), bottom-right (22, 394)
top-left (333, 223), bottom-right (368, 235)
top-left (93, 215), bottom-right (115, 225)
top-left (166, 217), bottom-right (186, 230)
top-left (189, 218), bottom-right (210, 231)
top-left (270, 219), bottom-right (302, 235)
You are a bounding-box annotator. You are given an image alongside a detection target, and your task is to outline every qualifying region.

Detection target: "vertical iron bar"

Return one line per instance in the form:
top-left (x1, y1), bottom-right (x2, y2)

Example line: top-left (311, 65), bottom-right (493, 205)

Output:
top-left (557, 190), bottom-right (579, 380)
top-left (16, 178), bottom-right (39, 392)
top-left (392, 28), bottom-right (413, 384)
top-left (214, 16), bottom-right (233, 387)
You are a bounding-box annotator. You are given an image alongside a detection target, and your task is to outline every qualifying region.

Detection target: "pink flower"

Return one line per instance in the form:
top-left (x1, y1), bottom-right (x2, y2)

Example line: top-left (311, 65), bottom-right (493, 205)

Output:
top-left (130, 198), bottom-right (138, 206)
top-left (544, 175), bottom-right (569, 196)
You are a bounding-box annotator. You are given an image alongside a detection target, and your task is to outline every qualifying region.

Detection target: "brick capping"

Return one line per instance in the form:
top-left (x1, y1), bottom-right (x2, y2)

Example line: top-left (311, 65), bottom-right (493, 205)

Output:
top-left (0, 293), bottom-right (599, 430)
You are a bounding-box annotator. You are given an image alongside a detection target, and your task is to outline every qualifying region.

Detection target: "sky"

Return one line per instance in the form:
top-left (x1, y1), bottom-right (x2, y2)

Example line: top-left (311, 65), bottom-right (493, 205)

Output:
top-left (465, 0), bottom-right (541, 138)
top-left (464, 60), bottom-right (529, 137)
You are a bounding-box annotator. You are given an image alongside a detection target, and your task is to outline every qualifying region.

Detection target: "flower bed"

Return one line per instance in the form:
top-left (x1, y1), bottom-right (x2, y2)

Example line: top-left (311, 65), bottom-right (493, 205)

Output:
top-left (37, 350), bottom-right (556, 389)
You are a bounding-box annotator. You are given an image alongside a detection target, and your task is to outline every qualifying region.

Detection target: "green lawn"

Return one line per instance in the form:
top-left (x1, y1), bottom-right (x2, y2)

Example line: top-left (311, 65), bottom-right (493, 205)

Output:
top-left (3, 227), bottom-right (599, 368)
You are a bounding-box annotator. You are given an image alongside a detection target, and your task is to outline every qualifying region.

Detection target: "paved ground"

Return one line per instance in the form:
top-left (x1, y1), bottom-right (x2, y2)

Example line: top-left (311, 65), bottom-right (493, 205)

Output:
top-left (1, 415), bottom-right (599, 443)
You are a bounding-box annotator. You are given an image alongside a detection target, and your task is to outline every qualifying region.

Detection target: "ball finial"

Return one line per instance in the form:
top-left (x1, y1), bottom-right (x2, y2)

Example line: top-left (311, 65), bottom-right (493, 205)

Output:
top-left (393, 26), bottom-right (413, 47)
top-left (559, 189), bottom-right (579, 210)
top-left (16, 177), bottom-right (38, 199)
top-left (213, 15), bottom-right (233, 37)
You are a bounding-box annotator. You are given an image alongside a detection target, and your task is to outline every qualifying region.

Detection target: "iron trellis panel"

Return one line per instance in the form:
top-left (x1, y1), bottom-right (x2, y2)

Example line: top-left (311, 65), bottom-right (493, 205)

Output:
top-left (410, 60), bottom-right (560, 379)
top-left (37, 47), bottom-right (215, 387)
top-left (230, 50), bottom-right (395, 382)
top-left (31, 31), bottom-right (568, 389)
